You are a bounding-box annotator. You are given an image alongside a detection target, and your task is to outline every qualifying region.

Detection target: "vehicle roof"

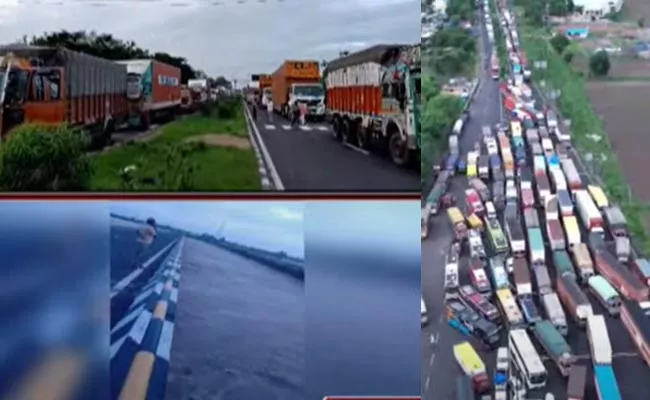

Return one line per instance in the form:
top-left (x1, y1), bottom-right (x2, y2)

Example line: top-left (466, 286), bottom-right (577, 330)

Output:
top-left (324, 44), bottom-right (413, 71)
top-left (622, 300), bottom-right (650, 345)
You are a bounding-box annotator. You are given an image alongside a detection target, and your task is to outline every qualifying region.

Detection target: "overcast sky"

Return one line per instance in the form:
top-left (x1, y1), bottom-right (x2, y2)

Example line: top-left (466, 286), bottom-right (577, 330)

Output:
top-left (0, 0), bottom-right (419, 83)
top-left (110, 201), bottom-right (305, 257)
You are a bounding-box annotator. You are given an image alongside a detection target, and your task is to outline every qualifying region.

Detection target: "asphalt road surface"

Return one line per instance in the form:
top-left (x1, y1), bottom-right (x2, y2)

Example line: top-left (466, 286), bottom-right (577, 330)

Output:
top-left (164, 238), bottom-right (304, 400)
top-left (249, 107), bottom-right (419, 191)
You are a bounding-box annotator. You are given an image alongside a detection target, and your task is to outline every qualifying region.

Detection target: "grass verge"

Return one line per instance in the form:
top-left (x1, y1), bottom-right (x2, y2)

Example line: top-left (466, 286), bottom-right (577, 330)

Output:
top-left (90, 102), bottom-right (261, 191)
top-left (520, 28), bottom-right (650, 254)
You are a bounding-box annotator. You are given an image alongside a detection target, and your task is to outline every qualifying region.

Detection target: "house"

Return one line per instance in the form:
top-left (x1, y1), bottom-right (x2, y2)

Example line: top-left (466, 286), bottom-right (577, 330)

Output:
top-left (562, 26), bottom-right (590, 39)
top-left (572, 0), bottom-right (624, 19)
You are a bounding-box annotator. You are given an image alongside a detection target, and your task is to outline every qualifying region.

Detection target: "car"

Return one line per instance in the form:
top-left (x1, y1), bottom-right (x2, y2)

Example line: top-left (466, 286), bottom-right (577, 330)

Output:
top-left (505, 179), bottom-right (518, 200)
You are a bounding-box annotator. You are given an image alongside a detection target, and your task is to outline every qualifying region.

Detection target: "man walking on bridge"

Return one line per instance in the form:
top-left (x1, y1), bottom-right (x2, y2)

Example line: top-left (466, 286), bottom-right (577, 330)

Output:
top-left (133, 217), bottom-right (157, 270)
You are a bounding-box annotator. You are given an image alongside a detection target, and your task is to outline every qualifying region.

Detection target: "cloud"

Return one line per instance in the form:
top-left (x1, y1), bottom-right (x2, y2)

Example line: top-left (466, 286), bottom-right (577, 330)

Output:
top-left (110, 201), bottom-right (305, 257)
top-left (0, 0), bottom-right (419, 81)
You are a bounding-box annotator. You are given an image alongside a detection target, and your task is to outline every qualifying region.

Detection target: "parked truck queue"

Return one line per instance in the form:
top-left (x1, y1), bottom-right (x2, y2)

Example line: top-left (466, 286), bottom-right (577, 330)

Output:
top-left (252, 44), bottom-right (421, 168)
top-left (422, 0), bottom-right (650, 398)
top-left (0, 44), bottom-right (213, 147)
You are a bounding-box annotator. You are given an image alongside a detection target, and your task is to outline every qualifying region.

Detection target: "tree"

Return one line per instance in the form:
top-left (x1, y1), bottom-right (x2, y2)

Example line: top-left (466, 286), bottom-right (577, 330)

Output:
top-left (30, 30), bottom-right (197, 83)
top-left (550, 34), bottom-right (571, 55)
top-left (563, 51), bottom-right (574, 64)
top-left (548, 0), bottom-right (568, 16)
top-left (567, 0), bottom-right (575, 12)
top-left (589, 51), bottom-right (611, 77)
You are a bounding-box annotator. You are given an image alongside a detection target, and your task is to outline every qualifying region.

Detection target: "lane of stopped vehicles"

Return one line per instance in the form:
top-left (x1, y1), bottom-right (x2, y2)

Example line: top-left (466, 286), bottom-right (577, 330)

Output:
top-left (421, 4), bottom-right (650, 400)
top-left (0, 44), bottom-right (218, 148)
top-left (247, 44), bottom-right (422, 167)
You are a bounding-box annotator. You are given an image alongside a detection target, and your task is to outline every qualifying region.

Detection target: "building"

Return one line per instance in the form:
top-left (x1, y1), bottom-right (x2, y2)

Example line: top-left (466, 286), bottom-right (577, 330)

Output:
top-left (561, 26), bottom-right (590, 39)
top-left (572, 0), bottom-right (623, 19)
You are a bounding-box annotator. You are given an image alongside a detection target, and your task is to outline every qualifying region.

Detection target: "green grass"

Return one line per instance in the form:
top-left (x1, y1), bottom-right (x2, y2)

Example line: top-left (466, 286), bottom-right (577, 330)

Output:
top-left (90, 103), bottom-right (261, 191)
top-left (520, 28), bottom-right (650, 254)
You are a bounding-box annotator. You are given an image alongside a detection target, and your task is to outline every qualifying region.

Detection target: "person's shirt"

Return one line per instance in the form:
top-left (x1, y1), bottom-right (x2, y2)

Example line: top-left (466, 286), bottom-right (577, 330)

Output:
top-left (137, 224), bottom-right (157, 246)
top-left (266, 101), bottom-right (273, 112)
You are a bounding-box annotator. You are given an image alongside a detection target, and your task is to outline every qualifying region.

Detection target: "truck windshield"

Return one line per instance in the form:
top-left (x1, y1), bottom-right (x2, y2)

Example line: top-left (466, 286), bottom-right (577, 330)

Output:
top-left (1, 69), bottom-right (29, 105)
top-left (292, 85), bottom-right (323, 97)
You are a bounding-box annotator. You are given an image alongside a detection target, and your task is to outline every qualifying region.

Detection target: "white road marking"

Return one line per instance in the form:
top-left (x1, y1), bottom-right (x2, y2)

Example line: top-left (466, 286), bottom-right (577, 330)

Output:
top-left (264, 124), bottom-right (276, 130)
top-left (429, 353), bottom-right (435, 366)
top-left (298, 125), bottom-right (312, 131)
top-left (429, 332), bottom-right (439, 344)
top-left (282, 124), bottom-right (292, 130)
top-left (315, 125), bottom-right (329, 131)
top-left (425, 376), bottom-right (430, 390)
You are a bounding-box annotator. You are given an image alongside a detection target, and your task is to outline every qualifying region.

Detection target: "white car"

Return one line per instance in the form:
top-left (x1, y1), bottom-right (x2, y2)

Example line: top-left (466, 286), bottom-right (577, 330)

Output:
top-left (486, 138), bottom-right (498, 155)
top-left (506, 179), bottom-right (518, 200)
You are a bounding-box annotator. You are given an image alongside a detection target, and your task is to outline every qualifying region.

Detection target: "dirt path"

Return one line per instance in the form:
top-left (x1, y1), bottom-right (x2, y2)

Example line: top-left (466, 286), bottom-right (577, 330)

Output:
top-left (184, 134), bottom-right (251, 149)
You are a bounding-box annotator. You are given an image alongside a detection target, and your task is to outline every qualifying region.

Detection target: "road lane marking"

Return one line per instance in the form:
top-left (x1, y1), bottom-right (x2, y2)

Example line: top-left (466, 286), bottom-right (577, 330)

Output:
top-left (429, 353), bottom-right (435, 366)
top-left (316, 125), bottom-right (329, 131)
top-left (298, 125), bottom-right (312, 131)
top-left (264, 124), bottom-right (276, 130)
top-left (281, 124), bottom-right (292, 130)
top-left (242, 103), bottom-right (285, 190)
top-left (425, 376), bottom-right (430, 390)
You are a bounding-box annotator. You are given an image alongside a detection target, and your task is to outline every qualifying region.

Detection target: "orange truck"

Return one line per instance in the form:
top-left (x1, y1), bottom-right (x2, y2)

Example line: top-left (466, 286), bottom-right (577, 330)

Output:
top-left (323, 44), bottom-right (421, 167)
top-left (258, 73), bottom-right (272, 106)
top-left (116, 59), bottom-right (181, 129)
top-left (271, 60), bottom-right (324, 119)
top-left (0, 44), bottom-right (129, 145)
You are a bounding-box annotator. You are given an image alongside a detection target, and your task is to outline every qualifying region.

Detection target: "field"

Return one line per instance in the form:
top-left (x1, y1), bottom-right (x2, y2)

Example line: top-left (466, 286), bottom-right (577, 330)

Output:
top-left (625, 0), bottom-right (650, 22)
top-left (572, 55), bottom-right (650, 79)
top-left (585, 80), bottom-right (650, 202)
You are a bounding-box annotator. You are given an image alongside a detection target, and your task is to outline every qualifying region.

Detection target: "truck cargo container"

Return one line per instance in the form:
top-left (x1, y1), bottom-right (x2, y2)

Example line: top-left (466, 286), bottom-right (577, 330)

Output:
top-left (519, 166), bottom-right (533, 183)
top-left (489, 256), bottom-right (510, 290)
top-left (503, 152), bottom-right (515, 178)
top-left (528, 227), bottom-right (545, 267)
top-left (567, 365), bottom-right (587, 400)
top-left (593, 365), bottom-right (622, 400)
top-left (615, 236), bottom-right (630, 262)
top-left (553, 250), bottom-right (576, 278)
top-left (490, 154), bottom-right (501, 177)
top-left (546, 219), bottom-right (566, 250)
top-left (587, 275), bottom-right (621, 316)
top-left (453, 341), bottom-right (491, 394)
top-left (539, 126), bottom-right (551, 139)
top-left (592, 246), bottom-right (649, 302)
top-left (519, 294), bottom-right (542, 325)
top-left (469, 258), bottom-right (493, 295)
top-left (530, 142), bottom-right (542, 156)
top-left (117, 59), bottom-right (181, 129)
top-left (534, 266), bottom-right (552, 295)
top-left (459, 285), bottom-right (500, 323)
top-left (448, 207), bottom-right (468, 240)
top-left (486, 217), bottom-right (509, 254)
top-left (557, 190), bottom-right (574, 216)
top-left (520, 181), bottom-right (535, 209)
top-left (620, 300), bottom-right (650, 366)
top-left (556, 274), bottom-right (593, 326)
top-left (525, 128), bottom-right (539, 143)
top-left (469, 230), bottom-right (486, 259)
top-left (532, 320), bottom-right (574, 376)
top-left (276, 59), bottom-right (322, 114)
top-left (469, 178), bottom-right (491, 203)
top-left (505, 217), bottom-right (526, 257)
top-left (466, 189), bottom-right (485, 216)
top-left (513, 258), bottom-right (532, 296)
top-left (0, 44), bottom-right (128, 144)
top-left (504, 201), bottom-right (518, 221)
top-left (533, 155), bottom-right (546, 176)
top-left (575, 190), bottom-right (604, 234)
top-left (561, 158), bottom-right (582, 191)
top-left (588, 185), bottom-right (609, 209)
top-left (550, 168), bottom-right (567, 191)
top-left (586, 315), bottom-right (612, 364)
top-left (630, 258), bottom-right (650, 287)
top-left (563, 215), bottom-right (581, 248)
top-left (325, 45), bottom-right (421, 165)
top-left (536, 173), bottom-right (551, 203)
top-left (604, 206), bottom-right (627, 238)
top-left (544, 195), bottom-right (559, 221)
top-left (479, 156), bottom-right (490, 179)
top-left (541, 292), bottom-right (568, 335)
top-left (524, 208), bottom-right (539, 228)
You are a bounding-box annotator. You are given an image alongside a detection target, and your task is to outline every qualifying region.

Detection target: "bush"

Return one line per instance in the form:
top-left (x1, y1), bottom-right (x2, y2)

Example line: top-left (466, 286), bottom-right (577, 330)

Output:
top-left (0, 123), bottom-right (92, 191)
top-left (589, 51), bottom-right (611, 77)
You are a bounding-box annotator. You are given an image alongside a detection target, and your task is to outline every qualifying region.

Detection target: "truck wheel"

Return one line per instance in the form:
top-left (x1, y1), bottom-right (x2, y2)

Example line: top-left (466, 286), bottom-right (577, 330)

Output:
top-left (342, 120), bottom-right (352, 143)
top-left (389, 133), bottom-right (409, 167)
top-left (141, 113), bottom-right (151, 131)
top-left (332, 119), bottom-right (343, 141)
top-left (356, 124), bottom-right (370, 150)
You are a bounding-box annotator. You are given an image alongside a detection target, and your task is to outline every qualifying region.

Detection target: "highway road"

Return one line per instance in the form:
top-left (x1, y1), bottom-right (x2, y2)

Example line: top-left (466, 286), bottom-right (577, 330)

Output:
top-left (246, 106), bottom-right (419, 191)
top-left (164, 238), bottom-right (304, 400)
top-left (421, 3), bottom-right (502, 398)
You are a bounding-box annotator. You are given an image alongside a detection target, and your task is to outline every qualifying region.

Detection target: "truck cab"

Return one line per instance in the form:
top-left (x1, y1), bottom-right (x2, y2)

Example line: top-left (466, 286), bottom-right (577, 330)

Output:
top-left (288, 82), bottom-right (325, 119)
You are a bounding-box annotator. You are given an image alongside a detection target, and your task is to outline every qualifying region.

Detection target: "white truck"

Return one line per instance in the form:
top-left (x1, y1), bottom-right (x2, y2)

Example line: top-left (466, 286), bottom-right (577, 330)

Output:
top-left (444, 256), bottom-right (459, 294)
top-left (586, 315), bottom-right (612, 365)
top-left (541, 292), bottom-right (568, 336)
top-left (575, 190), bottom-right (605, 234)
top-left (505, 217), bottom-right (526, 257)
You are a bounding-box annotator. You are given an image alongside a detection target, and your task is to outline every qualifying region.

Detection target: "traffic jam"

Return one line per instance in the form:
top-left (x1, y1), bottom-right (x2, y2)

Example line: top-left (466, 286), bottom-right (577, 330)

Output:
top-left (421, 0), bottom-right (650, 398)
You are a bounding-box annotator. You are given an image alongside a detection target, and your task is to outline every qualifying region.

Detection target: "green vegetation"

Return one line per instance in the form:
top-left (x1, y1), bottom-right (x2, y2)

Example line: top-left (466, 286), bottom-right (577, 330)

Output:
top-left (421, 0), bottom-right (478, 184)
top-left (0, 100), bottom-right (261, 191)
top-left (517, 5), bottom-right (650, 253)
top-left (589, 51), bottom-right (611, 77)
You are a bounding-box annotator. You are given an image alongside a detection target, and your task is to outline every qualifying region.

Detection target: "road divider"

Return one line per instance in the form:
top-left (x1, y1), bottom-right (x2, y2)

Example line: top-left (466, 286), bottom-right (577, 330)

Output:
top-left (110, 238), bottom-right (184, 400)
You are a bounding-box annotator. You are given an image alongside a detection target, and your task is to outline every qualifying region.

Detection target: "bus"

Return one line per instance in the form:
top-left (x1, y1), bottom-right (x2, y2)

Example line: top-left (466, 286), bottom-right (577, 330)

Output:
top-left (508, 329), bottom-right (548, 389)
top-left (459, 285), bottom-right (500, 323)
top-left (496, 288), bottom-right (525, 329)
top-left (486, 217), bottom-right (509, 254)
top-left (421, 297), bottom-right (428, 326)
top-left (588, 276), bottom-right (621, 316)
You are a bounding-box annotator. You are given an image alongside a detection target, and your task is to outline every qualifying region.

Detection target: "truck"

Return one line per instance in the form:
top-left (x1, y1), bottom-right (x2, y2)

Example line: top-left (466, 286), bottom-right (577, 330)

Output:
top-left (615, 236), bottom-right (630, 262)
top-left (566, 365), bottom-right (587, 400)
top-left (593, 365), bottom-right (622, 400)
top-left (557, 190), bottom-right (574, 216)
top-left (116, 59), bottom-right (181, 129)
top-left (587, 315), bottom-right (612, 365)
top-left (528, 227), bottom-right (545, 267)
top-left (592, 246), bottom-right (649, 302)
top-left (561, 158), bottom-right (582, 191)
top-left (629, 257), bottom-right (650, 287)
top-left (486, 217), bottom-right (509, 254)
top-left (513, 258), bottom-right (532, 296)
top-left (534, 266), bottom-right (552, 295)
top-left (553, 250), bottom-right (576, 278)
top-left (520, 181), bottom-right (535, 209)
top-left (575, 190), bottom-right (604, 234)
top-left (448, 207), bottom-right (468, 240)
top-left (523, 208), bottom-right (539, 229)
top-left (544, 195), bottom-right (559, 220)
top-left (563, 215), bottom-right (582, 248)
top-left (257, 74), bottom-right (273, 106)
top-left (556, 274), bottom-right (593, 326)
top-left (493, 347), bottom-right (509, 400)
top-left (470, 257), bottom-right (493, 295)
top-left (503, 152), bottom-right (515, 178)
top-left (0, 44), bottom-right (128, 144)
top-left (536, 173), bottom-right (551, 203)
top-left (541, 292), bottom-right (568, 335)
top-left (489, 256), bottom-right (510, 290)
top-left (519, 294), bottom-right (542, 325)
top-left (603, 206), bottom-right (628, 238)
top-left (479, 156), bottom-right (490, 179)
top-left (324, 45), bottom-right (420, 166)
top-left (469, 229), bottom-right (487, 259)
top-left (550, 168), bottom-right (567, 191)
top-left (532, 320), bottom-right (574, 376)
top-left (505, 217), bottom-right (526, 257)
top-left (620, 300), bottom-right (650, 367)
top-left (275, 59), bottom-right (323, 116)
top-left (469, 178), bottom-right (491, 203)
top-left (453, 341), bottom-right (491, 394)
top-left (446, 301), bottom-right (501, 349)
top-left (466, 189), bottom-right (485, 216)
top-left (533, 155), bottom-right (546, 175)
top-left (546, 219), bottom-right (566, 250)
top-left (187, 78), bottom-right (209, 104)
top-left (459, 285), bottom-right (500, 322)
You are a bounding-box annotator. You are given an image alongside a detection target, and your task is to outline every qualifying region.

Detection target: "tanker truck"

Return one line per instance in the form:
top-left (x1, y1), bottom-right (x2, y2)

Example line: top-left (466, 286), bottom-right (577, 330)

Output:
top-left (323, 44), bottom-right (421, 167)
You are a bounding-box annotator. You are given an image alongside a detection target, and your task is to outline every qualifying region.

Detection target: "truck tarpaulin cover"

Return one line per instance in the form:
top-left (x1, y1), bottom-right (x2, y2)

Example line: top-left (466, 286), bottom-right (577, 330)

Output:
top-left (283, 61), bottom-right (319, 79)
top-left (324, 44), bottom-right (411, 72)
